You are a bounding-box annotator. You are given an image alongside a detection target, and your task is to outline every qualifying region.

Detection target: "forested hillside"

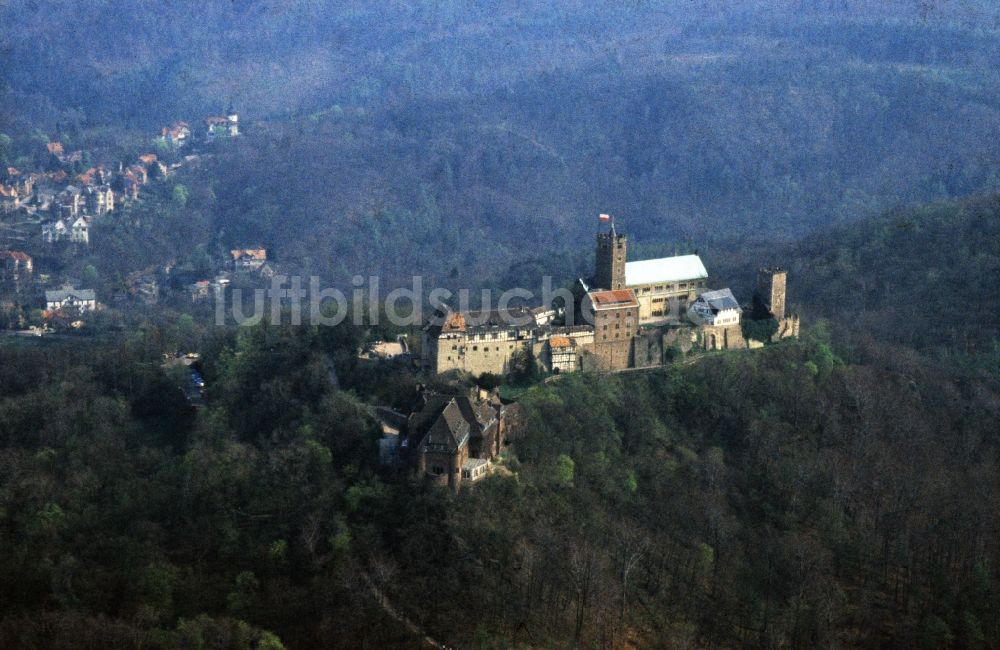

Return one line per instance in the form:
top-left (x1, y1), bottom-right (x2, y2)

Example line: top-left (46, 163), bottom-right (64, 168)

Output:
top-left (2, 3), bottom-right (1000, 648)
top-left (4, 1), bottom-right (1000, 285)
top-left (710, 192), bottom-right (1000, 363)
top-left (2, 320), bottom-right (999, 648)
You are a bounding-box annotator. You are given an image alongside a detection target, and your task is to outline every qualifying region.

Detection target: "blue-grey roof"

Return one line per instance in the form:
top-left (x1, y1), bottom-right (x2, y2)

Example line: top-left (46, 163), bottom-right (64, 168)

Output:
top-left (46, 288), bottom-right (96, 302)
top-left (697, 288), bottom-right (740, 312)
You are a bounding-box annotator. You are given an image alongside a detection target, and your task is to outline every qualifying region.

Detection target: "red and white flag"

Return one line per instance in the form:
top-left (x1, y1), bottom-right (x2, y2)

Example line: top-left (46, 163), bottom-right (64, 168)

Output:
top-left (599, 213), bottom-right (611, 222)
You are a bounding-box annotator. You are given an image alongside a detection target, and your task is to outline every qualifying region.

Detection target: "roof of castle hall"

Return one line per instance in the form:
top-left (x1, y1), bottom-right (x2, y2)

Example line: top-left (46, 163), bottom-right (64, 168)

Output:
top-left (426, 306), bottom-right (539, 335)
top-left (625, 254), bottom-right (708, 287)
top-left (588, 289), bottom-right (639, 309)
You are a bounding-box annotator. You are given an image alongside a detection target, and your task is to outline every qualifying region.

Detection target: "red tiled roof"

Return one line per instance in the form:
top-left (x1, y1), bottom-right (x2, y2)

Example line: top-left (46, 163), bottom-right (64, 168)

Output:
top-left (549, 336), bottom-right (572, 348)
top-left (46, 142), bottom-right (64, 155)
top-left (589, 289), bottom-right (638, 308)
top-left (230, 248), bottom-right (267, 261)
top-left (442, 312), bottom-right (466, 332)
top-left (0, 250), bottom-right (31, 262)
top-left (138, 153), bottom-right (157, 165)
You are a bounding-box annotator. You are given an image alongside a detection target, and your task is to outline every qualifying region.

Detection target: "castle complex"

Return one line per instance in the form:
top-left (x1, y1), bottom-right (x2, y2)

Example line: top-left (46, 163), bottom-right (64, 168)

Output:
top-left (422, 223), bottom-right (799, 376)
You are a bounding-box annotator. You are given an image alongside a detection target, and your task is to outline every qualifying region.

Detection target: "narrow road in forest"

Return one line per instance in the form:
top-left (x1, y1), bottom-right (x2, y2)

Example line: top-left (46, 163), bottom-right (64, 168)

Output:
top-left (362, 573), bottom-right (452, 649)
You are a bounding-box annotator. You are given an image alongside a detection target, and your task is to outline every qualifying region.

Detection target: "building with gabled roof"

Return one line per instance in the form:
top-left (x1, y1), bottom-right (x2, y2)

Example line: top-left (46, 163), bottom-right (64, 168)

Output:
top-left (593, 230), bottom-right (708, 325)
top-left (45, 287), bottom-right (96, 313)
top-left (160, 121), bottom-right (191, 146)
top-left (404, 391), bottom-right (506, 490)
top-left (70, 216), bottom-right (90, 244)
top-left (548, 335), bottom-right (577, 373)
top-left (0, 184), bottom-right (19, 211)
top-left (625, 255), bottom-right (708, 287)
top-left (687, 288), bottom-right (741, 327)
top-left (687, 287), bottom-right (746, 351)
top-left (231, 247), bottom-right (267, 271)
top-left (42, 219), bottom-right (68, 243)
top-left (204, 111), bottom-right (239, 138)
top-left (0, 251), bottom-right (33, 286)
top-left (83, 184), bottom-right (114, 215)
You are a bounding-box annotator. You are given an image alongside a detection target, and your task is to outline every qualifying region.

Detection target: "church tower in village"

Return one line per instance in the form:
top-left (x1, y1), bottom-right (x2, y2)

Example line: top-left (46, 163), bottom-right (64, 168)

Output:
top-left (595, 227), bottom-right (627, 291)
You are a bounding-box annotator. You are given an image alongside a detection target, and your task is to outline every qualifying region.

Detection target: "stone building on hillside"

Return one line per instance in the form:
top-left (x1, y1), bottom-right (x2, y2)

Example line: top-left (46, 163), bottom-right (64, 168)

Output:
top-left (401, 391), bottom-right (507, 490)
top-left (547, 336), bottom-right (577, 373)
top-left (421, 221), bottom-right (798, 377)
top-left (581, 288), bottom-right (639, 370)
top-left (687, 288), bottom-right (745, 351)
top-left (753, 266), bottom-right (800, 341)
top-left (422, 306), bottom-right (593, 376)
top-left (625, 255), bottom-right (708, 324)
top-left (591, 226), bottom-right (708, 325)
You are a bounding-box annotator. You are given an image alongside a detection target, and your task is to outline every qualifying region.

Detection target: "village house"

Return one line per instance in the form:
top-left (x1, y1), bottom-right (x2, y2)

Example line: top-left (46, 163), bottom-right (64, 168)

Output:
top-left (45, 287), bottom-right (97, 313)
top-left (138, 153), bottom-right (169, 178)
top-left (56, 186), bottom-right (84, 218)
top-left (127, 273), bottom-right (159, 305)
top-left (83, 185), bottom-right (114, 215)
top-left (9, 168), bottom-right (33, 192)
top-left (70, 217), bottom-right (90, 244)
top-left (41, 219), bottom-right (68, 243)
top-left (231, 247), bottom-right (267, 271)
top-left (204, 111), bottom-right (239, 138)
top-left (118, 169), bottom-right (143, 200)
top-left (0, 251), bottom-right (33, 283)
top-left (0, 184), bottom-right (20, 212)
top-left (189, 273), bottom-right (231, 302)
top-left (189, 280), bottom-right (212, 301)
top-left (77, 167), bottom-right (111, 186)
top-left (160, 121), bottom-right (191, 147)
top-left (43, 217), bottom-right (90, 244)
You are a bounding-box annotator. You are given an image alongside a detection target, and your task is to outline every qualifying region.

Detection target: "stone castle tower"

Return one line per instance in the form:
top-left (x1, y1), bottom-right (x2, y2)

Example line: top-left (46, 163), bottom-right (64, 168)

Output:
top-left (595, 229), bottom-right (627, 291)
top-left (756, 267), bottom-right (787, 319)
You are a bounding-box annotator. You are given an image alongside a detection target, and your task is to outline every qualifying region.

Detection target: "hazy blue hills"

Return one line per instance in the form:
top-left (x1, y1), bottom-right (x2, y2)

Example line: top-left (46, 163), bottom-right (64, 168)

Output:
top-left (3, 1), bottom-right (1000, 279)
